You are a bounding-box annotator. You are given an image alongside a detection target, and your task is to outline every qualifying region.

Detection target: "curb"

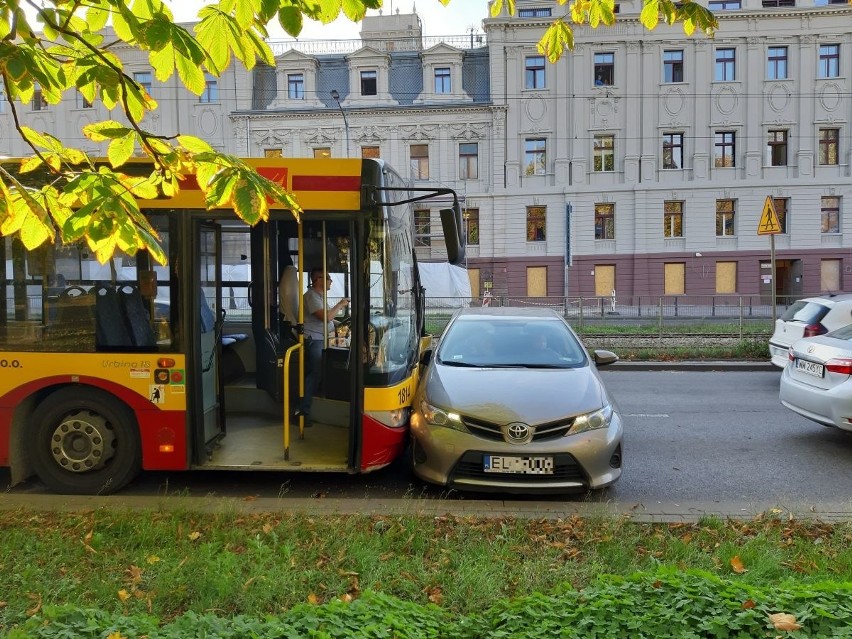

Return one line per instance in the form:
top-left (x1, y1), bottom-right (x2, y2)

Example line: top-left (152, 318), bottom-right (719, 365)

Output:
top-left (607, 360), bottom-right (777, 372)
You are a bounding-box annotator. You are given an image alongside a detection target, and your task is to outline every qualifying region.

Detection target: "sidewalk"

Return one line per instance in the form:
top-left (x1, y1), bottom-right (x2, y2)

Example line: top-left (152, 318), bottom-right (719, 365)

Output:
top-left (607, 360), bottom-right (777, 372)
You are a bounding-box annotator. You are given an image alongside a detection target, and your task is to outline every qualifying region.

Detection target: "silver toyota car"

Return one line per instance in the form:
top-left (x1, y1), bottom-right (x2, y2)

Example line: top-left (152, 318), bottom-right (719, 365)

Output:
top-left (410, 307), bottom-right (623, 494)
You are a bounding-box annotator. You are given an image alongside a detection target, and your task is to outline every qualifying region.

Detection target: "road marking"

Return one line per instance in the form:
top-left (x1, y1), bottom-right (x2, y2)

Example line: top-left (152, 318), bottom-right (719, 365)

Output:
top-left (625, 413), bottom-right (670, 418)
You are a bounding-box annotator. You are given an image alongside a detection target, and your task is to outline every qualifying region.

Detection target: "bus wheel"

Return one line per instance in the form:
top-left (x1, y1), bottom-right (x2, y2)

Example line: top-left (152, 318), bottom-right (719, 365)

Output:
top-left (30, 388), bottom-right (142, 495)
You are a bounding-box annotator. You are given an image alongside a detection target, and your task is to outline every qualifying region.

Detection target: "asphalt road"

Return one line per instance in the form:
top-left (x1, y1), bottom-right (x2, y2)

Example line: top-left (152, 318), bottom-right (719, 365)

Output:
top-left (3, 370), bottom-right (852, 520)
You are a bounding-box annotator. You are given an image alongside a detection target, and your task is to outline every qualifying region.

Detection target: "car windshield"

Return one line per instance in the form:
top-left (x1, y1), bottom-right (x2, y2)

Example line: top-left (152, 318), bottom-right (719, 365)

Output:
top-left (780, 301), bottom-right (829, 324)
top-left (437, 317), bottom-right (586, 368)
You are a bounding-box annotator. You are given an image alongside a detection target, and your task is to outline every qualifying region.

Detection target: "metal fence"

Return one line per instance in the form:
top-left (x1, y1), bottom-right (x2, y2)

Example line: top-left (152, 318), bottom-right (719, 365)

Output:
top-left (423, 294), bottom-right (786, 340)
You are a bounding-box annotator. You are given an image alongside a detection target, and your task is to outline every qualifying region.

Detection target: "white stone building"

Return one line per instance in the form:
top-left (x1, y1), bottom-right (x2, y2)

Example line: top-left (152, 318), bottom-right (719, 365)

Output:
top-left (2, 0), bottom-right (851, 300)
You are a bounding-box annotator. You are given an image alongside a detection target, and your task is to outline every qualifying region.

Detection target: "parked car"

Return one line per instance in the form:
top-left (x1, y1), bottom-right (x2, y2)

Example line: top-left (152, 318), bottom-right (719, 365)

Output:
top-left (409, 307), bottom-right (623, 494)
top-left (769, 294), bottom-right (852, 368)
top-left (780, 325), bottom-right (852, 432)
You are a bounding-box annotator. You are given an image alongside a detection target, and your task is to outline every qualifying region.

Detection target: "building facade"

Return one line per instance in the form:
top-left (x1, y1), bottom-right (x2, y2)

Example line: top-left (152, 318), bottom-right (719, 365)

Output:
top-left (1, 1), bottom-right (851, 299)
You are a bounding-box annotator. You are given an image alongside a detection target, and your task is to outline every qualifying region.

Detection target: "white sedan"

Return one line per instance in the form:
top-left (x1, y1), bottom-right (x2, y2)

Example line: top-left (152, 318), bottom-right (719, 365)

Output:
top-left (780, 324), bottom-right (852, 432)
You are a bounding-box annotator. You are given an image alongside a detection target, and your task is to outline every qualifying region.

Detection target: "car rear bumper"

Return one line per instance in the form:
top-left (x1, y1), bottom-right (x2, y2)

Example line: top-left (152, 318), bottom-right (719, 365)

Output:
top-left (780, 369), bottom-right (852, 432)
top-left (769, 341), bottom-right (790, 368)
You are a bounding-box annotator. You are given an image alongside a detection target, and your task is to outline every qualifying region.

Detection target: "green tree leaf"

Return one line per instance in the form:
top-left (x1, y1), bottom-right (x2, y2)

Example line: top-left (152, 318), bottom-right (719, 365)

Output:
top-left (108, 133), bottom-right (137, 168)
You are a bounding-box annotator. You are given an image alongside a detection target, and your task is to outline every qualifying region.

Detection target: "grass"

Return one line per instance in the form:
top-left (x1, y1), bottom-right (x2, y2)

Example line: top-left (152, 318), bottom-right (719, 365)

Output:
top-left (1, 508), bottom-right (850, 632)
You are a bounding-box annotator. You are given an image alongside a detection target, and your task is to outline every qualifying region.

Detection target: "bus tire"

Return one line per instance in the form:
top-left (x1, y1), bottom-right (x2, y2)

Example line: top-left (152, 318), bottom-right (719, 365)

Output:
top-left (29, 387), bottom-right (142, 495)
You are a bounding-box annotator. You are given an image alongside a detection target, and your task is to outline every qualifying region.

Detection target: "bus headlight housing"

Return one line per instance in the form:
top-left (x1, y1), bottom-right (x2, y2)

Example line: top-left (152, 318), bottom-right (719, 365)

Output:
top-left (567, 404), bottom-right (613, 435)
top-left (366, 408), bottom-right (410, 429)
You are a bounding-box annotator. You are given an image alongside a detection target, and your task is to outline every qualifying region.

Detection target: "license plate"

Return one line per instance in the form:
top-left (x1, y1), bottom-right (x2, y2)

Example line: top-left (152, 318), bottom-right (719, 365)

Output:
top-left (483, 455), bottom-right (554, 474)
top-left (795, 358), bottom-right (824, 378)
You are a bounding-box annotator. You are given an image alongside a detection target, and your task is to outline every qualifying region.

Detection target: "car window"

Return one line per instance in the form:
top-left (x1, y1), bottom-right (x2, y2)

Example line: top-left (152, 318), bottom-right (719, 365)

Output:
top-left (780, 301), bottom-right (829, 324)
top-left (826, 324), bottom-right (852, 340)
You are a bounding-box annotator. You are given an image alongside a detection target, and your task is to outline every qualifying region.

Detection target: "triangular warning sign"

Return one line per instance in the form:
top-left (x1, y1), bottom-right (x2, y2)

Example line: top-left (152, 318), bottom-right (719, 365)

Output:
top-left (758, 196), bottom-right (781, 235)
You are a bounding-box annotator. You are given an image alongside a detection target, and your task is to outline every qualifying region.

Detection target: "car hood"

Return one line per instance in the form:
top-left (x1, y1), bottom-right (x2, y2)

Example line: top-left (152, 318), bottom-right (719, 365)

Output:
top-left (423, 363), bottom-right (606, 424)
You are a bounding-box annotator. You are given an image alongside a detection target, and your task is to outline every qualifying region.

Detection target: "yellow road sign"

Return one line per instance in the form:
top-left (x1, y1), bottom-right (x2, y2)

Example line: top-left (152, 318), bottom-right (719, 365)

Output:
top-left (758, 196), bottom-right (781, 235)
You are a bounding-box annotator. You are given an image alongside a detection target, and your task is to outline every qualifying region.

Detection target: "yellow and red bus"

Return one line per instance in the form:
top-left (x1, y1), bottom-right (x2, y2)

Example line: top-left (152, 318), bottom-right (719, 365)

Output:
top-left (0, 157), bottom-right (464, 494)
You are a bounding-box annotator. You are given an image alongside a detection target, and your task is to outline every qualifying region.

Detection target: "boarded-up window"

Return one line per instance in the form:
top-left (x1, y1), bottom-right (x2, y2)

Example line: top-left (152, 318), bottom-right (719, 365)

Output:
top-left (527, 266), bottom-right (547, 297)
top-left (468, 268), bottom-right (480, 298)
top-left (361, 146), bottom-right (380, 158)
top-left (821, 259), bottom-right (841, 292)
top-left (716, 261), bottom-right (737, 293)
top-left (594, 265), bottom-right (615, 297)
top-left (664, 263), bottom-right (685, 295)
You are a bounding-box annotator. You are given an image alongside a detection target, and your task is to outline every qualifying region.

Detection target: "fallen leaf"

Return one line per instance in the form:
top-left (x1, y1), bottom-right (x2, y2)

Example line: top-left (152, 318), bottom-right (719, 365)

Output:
top-left (147, 555), bottom-right (160, 564)
top-left (244, 495), bottom-right (258, 502)
top-left (307, 593), bottom-right (321, 605)
top-left (188, 531), bottom-right (201, 541)
top-left (769, 613), bottom-right (801, 631)
top-left (117, 589), bottom-right (130, 602)
top-left (741, 599), bottom-right (756, 609)
top-left (340, 593), bottom-right (353, 603)
top-left (25, 593), bottom-right (42, 617)
top-left (730, 556), bottom-right (747, 574)
top-left (262, 523), bottom-right (274, 534)
top-left (107, 632), bottom-right (124, 639)
top-left (425, 585), bottom-right (443, 605)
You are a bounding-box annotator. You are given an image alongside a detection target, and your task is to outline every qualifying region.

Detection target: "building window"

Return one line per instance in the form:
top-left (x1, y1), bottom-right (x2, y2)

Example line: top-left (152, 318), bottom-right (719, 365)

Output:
top-left (264, 148), bottom-right (282, 158)
top-left (716, 199), bottom-right (736, 236)
top-left (200, 73), bottom-right (218, 103)
top-left (414, 209), bottom-right (431, 247)
top-left (459, 142), bottom-right (479, 180)
top-left (75, 90), bottom-right (92, 109)
top-left (361, 145), bottom-right (380, 158)
top-left (519, 7), bottom-right (552, 16)
top-left (593, 135), bottom-right (615, 172)
top-left (715, 48), bottom-right (736, 81)
top-left (664, 201), bottom-right (684, 238)
top-left (313, 147), bottom-right (331, 159)
top-left (594, 52), bottom-right (615, 86)
top-left (526, 206), bottom-right (546, 241)
top-left (766, 46), bottom-right (788, 80)
top-left (819, 44), bottom-right (840, 79)
top-left (410, 144), bottom-right (429, 180)
top-left (434, 67), bottom-right (451, 94)
top-left (133, 71), bottom-right (152, 94)
top-left (525, 55), bottom-right (546, 89)
top-left (663, 50), bottom-right (684, 83)
top-left (464, 209), bottom-right (479, 246)
top-left (663, 132), bottom-right (684, 170)
top-left (709, 0), bottom-right (741, 8)
top-left (360, 70), bottom-right (377, 96)
top-left (287, 73), bottom-right (304, 99)
top-left (773, 198), bottom-right (788, 234)
top-left (32, 83), bottom-right (48, 110)
top-left (594, 203), bottom-right (615, 240)
top-left (819, 128), bottom-right (839, 165)
top-left (524, 138), bottom-right (547, 175)
top-left (821, 196), bottom-right (840, 233)
top-left (767, 130), bottom-right (788, 166)
top-left (714, 131), bottom-right (736, 167)
top-left (762, 0), bottom-right (795, 6)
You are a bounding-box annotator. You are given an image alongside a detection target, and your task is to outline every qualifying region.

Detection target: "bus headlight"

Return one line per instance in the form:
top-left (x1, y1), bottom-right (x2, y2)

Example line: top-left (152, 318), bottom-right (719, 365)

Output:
top-left (567, 404), bottom-right (613, 435)
top-left (420, 400), bottom-right (464, 431)
top-left (366, 408), bottom-right (410, 429)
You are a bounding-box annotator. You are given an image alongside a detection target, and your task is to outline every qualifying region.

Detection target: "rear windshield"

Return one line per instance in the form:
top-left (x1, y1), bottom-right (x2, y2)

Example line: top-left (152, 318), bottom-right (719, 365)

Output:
top-left (827, 324), bottom-right (852, 341)
top-left (780, 301), bottom-right (829, 324)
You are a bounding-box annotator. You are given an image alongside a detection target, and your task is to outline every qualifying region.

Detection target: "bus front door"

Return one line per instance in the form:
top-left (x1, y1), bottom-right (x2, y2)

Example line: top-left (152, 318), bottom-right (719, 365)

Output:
top-left (197, 222), bottom-right (224, 447)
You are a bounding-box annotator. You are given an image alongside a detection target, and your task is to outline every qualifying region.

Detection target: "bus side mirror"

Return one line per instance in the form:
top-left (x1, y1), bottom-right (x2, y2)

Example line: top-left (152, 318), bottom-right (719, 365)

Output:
top-left (440, 206), bottom-right (465, 266)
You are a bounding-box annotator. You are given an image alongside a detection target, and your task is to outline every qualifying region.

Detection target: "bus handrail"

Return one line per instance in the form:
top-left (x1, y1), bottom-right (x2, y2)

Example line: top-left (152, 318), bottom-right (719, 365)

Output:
top-left (282, 340), bottom-right (303, 461)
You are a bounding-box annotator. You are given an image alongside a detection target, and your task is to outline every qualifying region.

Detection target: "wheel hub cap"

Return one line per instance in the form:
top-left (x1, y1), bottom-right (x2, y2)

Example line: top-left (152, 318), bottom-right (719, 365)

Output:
top-left (49, 410), bottom-right (116, 472)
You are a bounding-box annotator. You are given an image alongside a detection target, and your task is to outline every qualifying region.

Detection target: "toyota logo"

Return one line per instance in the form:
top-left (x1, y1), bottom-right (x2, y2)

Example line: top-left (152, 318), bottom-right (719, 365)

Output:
top-left (503, 422), bottom-right (532, 444)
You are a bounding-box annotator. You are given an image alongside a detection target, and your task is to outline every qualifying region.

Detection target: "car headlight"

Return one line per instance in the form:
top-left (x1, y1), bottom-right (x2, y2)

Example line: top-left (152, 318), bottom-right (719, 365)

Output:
top-left (567, 404), bottom-right (614, 435)
top-left (420, 400), bottom-right (464, 431)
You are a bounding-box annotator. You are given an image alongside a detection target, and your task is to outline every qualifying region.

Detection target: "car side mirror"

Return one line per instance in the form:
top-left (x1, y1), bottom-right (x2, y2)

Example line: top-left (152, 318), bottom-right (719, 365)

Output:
top-left (593, 350), bottom-right (619, 367)
top-left (419, 349), bottom-right (433, 367)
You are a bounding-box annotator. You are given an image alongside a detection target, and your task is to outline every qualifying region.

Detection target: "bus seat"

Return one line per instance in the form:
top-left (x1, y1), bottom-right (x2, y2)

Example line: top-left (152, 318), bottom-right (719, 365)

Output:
top-left (93, 284), bottom-right (132, 348)
top-left (118, 284), bottom-right (157, 348)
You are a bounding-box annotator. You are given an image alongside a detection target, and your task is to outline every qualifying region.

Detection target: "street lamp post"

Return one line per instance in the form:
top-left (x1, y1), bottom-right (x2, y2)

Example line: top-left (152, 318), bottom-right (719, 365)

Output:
top-left (330, 89), bottom-right (350, 158)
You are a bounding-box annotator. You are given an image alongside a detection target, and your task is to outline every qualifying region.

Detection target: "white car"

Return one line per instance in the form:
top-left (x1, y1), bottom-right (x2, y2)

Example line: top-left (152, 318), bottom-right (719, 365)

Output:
top-left (769, 294), bottom-right (852, 368)
top-left (780, 325), bottom-right (852, 432)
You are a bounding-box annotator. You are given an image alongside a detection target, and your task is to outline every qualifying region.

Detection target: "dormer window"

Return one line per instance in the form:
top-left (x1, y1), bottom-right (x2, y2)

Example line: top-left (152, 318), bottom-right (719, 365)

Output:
top-left (434, 67), bottom-right (451, 93)
top-left (288, 73), bottom-right (304, 99)
top-left (360, 70), bottom-right (377, 96)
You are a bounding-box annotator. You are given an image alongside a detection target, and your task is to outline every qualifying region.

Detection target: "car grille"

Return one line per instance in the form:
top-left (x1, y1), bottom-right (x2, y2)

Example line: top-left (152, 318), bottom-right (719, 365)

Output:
top-left (451, 451), bottom-right (586, 483)
top-left (463, 415), bottom-right (574, 441)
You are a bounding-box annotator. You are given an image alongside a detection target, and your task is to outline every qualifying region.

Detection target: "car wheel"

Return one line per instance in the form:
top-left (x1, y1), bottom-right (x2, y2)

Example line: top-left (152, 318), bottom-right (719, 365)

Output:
top-left (30, 387), bottom-right (142, 495)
